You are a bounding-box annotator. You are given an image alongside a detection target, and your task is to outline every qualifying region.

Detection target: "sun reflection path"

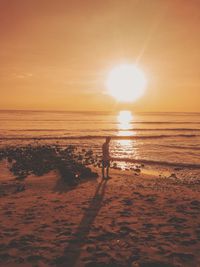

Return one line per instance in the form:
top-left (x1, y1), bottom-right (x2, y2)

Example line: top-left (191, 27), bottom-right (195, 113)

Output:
top-left (117, 110), bottom-right (133, 147)
top-left (115, 110), bottom-right (136, 169)
top-left (117, 110), bottom-right (133, 135)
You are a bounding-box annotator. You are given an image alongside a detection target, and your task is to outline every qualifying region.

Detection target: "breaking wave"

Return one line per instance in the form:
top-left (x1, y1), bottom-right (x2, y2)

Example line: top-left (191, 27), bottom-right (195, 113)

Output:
top-left (0, 134), bottom-right (197, 141)
top-left (112, 157), bottom-right (200, 169)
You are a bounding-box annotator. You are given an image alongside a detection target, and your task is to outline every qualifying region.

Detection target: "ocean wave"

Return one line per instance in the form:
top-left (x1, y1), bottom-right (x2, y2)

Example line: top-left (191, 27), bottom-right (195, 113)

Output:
top-left (1, 119), bottom-right (200, 124)
top-left (0, 134), bottom-right (197, 141)
top-left (128, 122), bottom-right (200, 125)
top-left (5, 128), bottom-right (200, 132)
top-left (159, 144), bottom-right (200, 151)
top-left (104, 128), bottom-right (200, 132)
top-left (8, 129), bottom-right (70, 132)
top-left (112, 157), bottom-right (200, 169)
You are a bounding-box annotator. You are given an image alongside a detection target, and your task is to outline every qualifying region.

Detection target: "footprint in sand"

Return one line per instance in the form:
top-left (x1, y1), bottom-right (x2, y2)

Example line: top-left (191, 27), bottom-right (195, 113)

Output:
top-left (168, 252), bottom-right (194, 263)
top-left (2, 227), bottom-right (18, 238)
top-left (137, 260), bottom-right (176, 267)
top-left (121, 198), bottom-right (133, 206)
top-left (119, 225), bottom-right (133, 237)
top-left (39, 223), bottom-right (49, 229)
top-left (0, 253), bottom-right (14, 264)
top-left (190, 200), bottom-right (200, 210)
top-left (180, 239), bottom-right (197, 246)
top-left (145, 195), bottom-right (157, 202)
top-left (118, 208), bottom-right (132, 217)
top-left (8, 234), bottom-right (44, 252)
top-left (85, 244), bottom-right (96, 253)
top-left (56, 228), bottom-right (72, 237)
top-left (167, 216), bottom-right (187, 224)
top-left (55, 204), bottom-right (66, 210)
top-left (26, 254), bottom-right (46, 265)
top-left (23, 214), bottom-right (35, 224)
top-left (143, 223), bottom-right (154, 229)
top-left (132, 191), bottom-right (144, 199)
top-left (3, 210), bottom-right (13, 217)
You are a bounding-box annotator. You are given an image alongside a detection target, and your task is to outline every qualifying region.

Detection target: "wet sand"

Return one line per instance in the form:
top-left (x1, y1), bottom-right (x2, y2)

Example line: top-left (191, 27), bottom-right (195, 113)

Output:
top-left (0, 160), bottom-right (200, 267)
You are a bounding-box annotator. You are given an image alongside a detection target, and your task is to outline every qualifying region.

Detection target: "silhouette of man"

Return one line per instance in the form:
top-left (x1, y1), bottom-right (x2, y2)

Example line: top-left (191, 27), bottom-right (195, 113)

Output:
top-left (102, 136), bottom-right (111, 179)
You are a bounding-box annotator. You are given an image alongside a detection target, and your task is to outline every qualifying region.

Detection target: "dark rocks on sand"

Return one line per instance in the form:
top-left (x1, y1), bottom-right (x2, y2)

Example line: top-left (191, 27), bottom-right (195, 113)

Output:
top-left (112, 163), bottom-right (122, 170)
top-left (131, 166), bottom-right (141, 173)
top-left (85, 149), bottom-right (93, 156)
top-left (0, 145), bottom-right (98, 186)
top-left (134, 168), bottom-right (141, 173)
top-left (78, 154), bottom-right (83, 161)
top-left (112, 163), bottom-right (118, 169)
top-left (174, 167), bottom-right (182, 171)
top-left (169, 173), bottom-right (177, 179)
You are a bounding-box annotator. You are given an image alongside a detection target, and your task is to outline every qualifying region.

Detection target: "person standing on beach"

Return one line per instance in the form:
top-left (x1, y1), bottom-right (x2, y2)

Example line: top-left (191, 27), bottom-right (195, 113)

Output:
top-left (102, 136), bottom-right (111, 179)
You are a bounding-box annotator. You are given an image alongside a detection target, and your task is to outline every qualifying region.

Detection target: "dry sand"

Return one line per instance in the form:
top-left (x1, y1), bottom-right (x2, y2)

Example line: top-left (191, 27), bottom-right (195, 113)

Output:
top-left (0, 161), bottom-right (200, 267)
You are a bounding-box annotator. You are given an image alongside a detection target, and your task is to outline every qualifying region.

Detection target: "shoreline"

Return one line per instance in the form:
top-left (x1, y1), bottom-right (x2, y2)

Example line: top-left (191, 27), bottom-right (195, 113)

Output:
top-left (1, 144), bottom-right (200, 174)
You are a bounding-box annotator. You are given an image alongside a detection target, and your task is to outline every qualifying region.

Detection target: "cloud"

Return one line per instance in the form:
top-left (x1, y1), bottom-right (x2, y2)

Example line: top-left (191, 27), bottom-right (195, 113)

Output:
top-left (13, 73), bottom-right (33, 79)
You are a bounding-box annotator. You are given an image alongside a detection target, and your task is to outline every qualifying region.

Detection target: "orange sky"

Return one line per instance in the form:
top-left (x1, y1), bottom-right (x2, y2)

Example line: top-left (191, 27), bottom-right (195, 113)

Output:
top-left (0, 0), bottom-right (200, 112)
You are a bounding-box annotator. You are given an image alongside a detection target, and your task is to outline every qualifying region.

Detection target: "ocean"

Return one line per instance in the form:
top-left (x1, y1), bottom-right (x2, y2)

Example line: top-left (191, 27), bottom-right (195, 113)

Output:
top-left (0, 110), bottom-right (200, 174)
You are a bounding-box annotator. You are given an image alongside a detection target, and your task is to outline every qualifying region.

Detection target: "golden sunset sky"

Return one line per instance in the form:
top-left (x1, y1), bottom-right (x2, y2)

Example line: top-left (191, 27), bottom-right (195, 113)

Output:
top-left (0, 0), bottom-right (200, 112)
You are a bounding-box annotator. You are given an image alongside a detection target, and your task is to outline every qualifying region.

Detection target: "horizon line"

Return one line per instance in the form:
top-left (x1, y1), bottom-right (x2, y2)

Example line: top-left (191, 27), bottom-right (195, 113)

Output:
top-left (0, 109), bottom-right (200, 114)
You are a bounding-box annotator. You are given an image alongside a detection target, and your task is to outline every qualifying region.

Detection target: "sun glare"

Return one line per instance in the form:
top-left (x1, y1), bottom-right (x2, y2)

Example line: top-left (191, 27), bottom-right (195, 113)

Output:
top-left (117, 110), bottom-right (133, 136)
top-left (106, 64), bottom-right (146, 102)
top-left (118, 110), bottom-right (132, 126)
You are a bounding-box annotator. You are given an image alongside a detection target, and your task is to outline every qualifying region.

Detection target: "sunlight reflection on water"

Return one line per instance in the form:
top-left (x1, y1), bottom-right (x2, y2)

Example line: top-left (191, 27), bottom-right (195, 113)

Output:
top-left (114, 110), bottom-right (137, 169)
top-left (117, 110), bottom-right (134, 138)
top-left (117, 110), bottom-right (132, 131)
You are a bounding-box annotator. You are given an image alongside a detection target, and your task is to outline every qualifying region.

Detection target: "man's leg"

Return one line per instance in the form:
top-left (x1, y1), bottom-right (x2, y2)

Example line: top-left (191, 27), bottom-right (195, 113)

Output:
top-left (106, 166), bottom-right (109, 178)
top-left (102, 166), bottom-right (105, 179)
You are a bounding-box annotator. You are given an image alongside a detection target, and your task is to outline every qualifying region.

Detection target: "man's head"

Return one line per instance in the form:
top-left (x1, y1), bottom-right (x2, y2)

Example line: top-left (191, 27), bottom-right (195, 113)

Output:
top-left (106, 136), bottom-right (111, 143)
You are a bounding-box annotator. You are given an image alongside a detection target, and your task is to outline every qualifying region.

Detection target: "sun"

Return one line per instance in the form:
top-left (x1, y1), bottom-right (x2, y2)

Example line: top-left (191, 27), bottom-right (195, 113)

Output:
top-left (106, 64), bottom-right (147, 102)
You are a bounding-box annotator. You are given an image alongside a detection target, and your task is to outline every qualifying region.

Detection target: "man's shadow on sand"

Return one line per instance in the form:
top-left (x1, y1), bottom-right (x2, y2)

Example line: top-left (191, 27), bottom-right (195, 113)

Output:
top-left (53, 170), bottom-right (98, 194)
top-left (56, 178), bottom-right (108, 267)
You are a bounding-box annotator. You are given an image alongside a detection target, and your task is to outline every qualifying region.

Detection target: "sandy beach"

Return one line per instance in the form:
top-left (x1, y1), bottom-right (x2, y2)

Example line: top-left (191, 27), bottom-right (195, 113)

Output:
top-left (1, 0), bottom-right (200, 266)
top-left (1, 158), bottom-right (200, 267)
